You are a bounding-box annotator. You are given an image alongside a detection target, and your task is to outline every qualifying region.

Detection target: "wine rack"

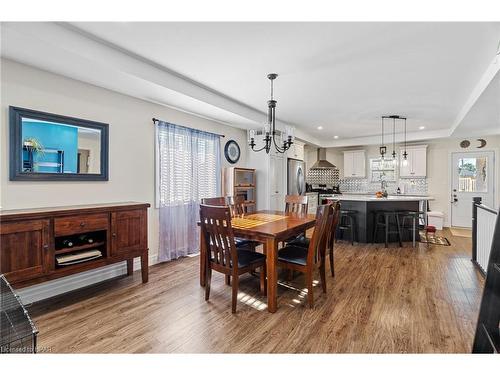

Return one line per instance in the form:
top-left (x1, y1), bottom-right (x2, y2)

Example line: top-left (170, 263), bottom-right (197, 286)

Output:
top-left (55, 230), bottom-right (107, 268)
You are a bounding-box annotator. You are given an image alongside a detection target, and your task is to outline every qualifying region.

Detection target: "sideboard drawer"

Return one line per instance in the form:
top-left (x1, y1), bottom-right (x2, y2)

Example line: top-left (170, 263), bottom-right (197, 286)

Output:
top-left (54, 213), bottom-right (109, 236)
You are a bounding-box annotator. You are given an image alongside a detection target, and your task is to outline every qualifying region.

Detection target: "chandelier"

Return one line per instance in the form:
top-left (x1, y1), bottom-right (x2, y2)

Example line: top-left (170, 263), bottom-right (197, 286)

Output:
top-left (380, 115), bottom-right (408, 166)
top-left (248, 73), bottom-right (295, 154)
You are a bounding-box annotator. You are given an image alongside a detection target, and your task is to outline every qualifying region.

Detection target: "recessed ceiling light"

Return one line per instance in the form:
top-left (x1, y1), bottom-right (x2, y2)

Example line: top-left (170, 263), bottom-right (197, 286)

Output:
top-left (333, 135), bottom-right (339, 139)
top-left (419, 126), bottom-right (425, 130)
top-left (317, 126), bottom-right (323, 130)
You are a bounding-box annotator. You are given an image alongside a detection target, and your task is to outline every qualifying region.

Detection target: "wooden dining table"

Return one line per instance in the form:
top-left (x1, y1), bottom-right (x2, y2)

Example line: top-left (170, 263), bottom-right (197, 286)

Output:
top-left (199, 210), bottom-right (316, 313)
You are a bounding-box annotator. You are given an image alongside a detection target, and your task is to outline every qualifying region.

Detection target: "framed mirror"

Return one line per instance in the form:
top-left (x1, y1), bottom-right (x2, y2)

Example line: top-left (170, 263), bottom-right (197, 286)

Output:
top-left (9, 106), bottom-right (109, 181)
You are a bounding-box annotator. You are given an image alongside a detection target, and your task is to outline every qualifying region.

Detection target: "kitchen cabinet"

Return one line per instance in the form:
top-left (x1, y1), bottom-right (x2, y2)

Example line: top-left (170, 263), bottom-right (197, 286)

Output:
top-left (343, 150), bottom-right (366, 178)
top-left (399, 145), bottom-right (427, 178)
top-left (287, 140), bottom-right (305, 161)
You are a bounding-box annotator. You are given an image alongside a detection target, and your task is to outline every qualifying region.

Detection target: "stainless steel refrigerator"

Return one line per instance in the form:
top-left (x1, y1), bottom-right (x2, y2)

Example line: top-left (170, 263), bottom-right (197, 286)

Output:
top-left (287, 158), bottom-right (306, 195)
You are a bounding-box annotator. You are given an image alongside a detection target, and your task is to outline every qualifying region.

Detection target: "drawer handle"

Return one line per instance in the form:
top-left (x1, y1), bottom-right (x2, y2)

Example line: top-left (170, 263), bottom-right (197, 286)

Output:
top-left (80, 222), bottom-right (86, 227)
top-left (43, 244), bottom-right (49, 250)
top-left (112, 233), bottom-right (117, 238)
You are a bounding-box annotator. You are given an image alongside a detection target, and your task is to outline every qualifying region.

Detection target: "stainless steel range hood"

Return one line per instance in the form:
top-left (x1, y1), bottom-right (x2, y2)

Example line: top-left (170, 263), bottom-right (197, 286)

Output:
top-left (311, 148), bottom-right (336, 169)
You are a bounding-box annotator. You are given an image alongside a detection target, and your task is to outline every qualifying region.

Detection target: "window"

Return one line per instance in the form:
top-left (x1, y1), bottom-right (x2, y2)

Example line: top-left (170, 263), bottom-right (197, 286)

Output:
top-left (457, 157), bottom-right (488, 193)
top-left (156, 122), bottom-right (221, 207)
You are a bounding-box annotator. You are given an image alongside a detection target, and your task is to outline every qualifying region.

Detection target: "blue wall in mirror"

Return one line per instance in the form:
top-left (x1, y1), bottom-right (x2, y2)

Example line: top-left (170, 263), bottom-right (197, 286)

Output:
top-left (22, 120), bottom-right (78, 173)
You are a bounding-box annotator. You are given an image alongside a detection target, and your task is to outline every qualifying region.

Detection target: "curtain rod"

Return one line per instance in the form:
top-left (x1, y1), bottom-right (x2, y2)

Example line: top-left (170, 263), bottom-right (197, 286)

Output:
top-left (152, 118), bottom-right (225, 138)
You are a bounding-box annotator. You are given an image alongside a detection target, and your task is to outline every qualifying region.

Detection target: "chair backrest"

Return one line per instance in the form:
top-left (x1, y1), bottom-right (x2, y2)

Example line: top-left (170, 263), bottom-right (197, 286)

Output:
top-left (227, 195), bottom-right (246, 216)
top-left (327, 201), bottom-right (341, 249)
top-left (199, 204), bottom-right (237, 272)
top-left (306, 204), bottom-right (331, 265)
top-left (285, 195), bottom-right (308, 214)
top-left (201, 197), bottom-right (226, 206)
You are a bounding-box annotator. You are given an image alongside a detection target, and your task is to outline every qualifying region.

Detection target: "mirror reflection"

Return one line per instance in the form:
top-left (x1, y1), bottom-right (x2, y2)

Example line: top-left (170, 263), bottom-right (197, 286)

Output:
top-left (21, 118), bottom-right (101, 174)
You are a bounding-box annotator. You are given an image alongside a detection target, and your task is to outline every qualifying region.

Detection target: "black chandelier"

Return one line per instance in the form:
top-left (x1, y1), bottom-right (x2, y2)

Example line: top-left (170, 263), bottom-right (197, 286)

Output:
top-left (380, 115), bottom-right (408, 164)
top-left (248, 73), bottom-right (295, 154)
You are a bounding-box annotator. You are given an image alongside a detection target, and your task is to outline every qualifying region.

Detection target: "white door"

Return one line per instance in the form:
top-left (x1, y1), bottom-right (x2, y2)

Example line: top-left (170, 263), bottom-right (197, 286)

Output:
top-left (451, 151), bottom-right (495, 227)
top-left (270, 155), bottom-right (284, 211)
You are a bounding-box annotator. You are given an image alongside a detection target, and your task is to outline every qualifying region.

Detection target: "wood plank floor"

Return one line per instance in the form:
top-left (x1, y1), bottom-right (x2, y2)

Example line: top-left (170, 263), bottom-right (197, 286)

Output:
top-left (28, 228), bottom-right (484, 353)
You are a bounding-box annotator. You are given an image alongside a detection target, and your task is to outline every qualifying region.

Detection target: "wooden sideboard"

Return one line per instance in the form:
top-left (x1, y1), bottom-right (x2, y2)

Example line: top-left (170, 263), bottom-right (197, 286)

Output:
top-left (0, 202), bottom-right (150, 288)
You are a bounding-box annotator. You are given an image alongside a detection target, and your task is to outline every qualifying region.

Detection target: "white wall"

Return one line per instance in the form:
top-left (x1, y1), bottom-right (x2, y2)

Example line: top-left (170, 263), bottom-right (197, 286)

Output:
top-left (305, 136), bottom-right (500, 227)
top-left (0, 59), bottom-right (248, 300)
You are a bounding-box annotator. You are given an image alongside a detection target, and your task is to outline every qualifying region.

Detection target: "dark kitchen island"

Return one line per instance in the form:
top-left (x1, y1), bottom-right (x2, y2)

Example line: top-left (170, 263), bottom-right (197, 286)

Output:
top-left (321, 194), bottom-right (434, 243)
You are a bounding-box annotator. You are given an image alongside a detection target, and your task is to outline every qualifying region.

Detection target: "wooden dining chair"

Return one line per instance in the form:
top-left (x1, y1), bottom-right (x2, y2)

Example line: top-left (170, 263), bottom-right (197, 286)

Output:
top-left (285, 195), bottom-right (309, 214)
top-left (327, 201), bottom-right (341, 277)
top-left (201, 197), bottom-right (227, 206)
top-left (277, 204), bottom-right (332, 308)
top-left (200, 204), bottom-right (267, 313)
top-left (282, 195), bottom-right (309, 247)
top-left (226, 195), bottom-right (246, 216)
top-left (288, 201), bottom-right (341, 277)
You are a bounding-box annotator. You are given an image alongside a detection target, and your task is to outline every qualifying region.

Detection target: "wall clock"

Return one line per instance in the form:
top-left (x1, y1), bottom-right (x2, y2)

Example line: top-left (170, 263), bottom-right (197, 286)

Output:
top-left (224, 140), bottom-right (241, 164)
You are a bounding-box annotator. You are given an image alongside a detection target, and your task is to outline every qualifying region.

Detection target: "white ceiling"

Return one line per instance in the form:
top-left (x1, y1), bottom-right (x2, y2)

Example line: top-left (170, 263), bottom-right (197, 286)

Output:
top-left (2, 22), bottom-right (500, 146)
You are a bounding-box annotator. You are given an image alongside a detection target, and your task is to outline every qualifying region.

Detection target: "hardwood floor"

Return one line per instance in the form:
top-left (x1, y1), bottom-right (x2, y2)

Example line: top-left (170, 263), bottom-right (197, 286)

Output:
top-left (28, 228), bottom-right (483, 353)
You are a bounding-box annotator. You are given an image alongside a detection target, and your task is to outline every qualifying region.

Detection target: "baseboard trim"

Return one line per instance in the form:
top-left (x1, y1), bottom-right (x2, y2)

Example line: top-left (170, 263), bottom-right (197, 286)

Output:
top-left (17, 254), bottom-right (158, 304)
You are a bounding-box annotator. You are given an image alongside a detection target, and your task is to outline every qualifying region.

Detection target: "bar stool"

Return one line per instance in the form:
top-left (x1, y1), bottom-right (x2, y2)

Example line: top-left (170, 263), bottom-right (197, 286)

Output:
top-left (337, 210), bottom-right (357, 245)
top-left (372, 211), bottom-right (402, 248)
top-left (398, 210), bottom-right (420, 247)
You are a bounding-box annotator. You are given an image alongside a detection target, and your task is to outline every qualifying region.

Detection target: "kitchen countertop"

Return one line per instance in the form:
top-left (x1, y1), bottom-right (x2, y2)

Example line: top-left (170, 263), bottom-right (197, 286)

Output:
top-left (321, 194), bottom-right (434, 202)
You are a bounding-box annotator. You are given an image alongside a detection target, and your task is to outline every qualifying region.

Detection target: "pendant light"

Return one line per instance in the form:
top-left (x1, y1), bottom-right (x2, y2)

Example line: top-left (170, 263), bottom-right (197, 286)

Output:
top-left (402, 117), bottom-right (409, 167)
top-left (248, 73), bottom-right (295, 154)
top-left (379, 117), bottom-right (386, 159)
top-left (392, 116), bottom-right (396, 159)
top-left (381, 115), bottom-right (408, 164)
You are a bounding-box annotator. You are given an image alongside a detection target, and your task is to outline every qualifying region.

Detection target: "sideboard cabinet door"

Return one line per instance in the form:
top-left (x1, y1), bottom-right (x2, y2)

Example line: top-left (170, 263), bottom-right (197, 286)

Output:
top-left (0, 219), bottom-right (50, 282)
top-left (110, 210), bottom-right (147, 256)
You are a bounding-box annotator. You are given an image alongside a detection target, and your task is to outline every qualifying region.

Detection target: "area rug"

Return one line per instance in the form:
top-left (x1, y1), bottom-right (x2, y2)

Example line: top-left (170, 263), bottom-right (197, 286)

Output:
top-left (449, 227), bottom-right (472, 238)
top-left (418, 231), bottom-right (451, 246)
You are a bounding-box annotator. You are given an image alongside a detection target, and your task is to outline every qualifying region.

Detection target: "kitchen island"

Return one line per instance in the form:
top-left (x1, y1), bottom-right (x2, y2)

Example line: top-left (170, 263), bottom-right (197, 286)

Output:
top-left (321, 194), bottom-right (434, 243)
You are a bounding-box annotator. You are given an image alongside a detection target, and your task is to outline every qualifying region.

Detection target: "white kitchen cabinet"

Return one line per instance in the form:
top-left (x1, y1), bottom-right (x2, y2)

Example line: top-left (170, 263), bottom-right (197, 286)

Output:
top-left (343, 150), bottom-right (366, 178)
top-left (399, 145), bottom-right (427, 178)
top-left (287, 140), bottom-right (305, 161)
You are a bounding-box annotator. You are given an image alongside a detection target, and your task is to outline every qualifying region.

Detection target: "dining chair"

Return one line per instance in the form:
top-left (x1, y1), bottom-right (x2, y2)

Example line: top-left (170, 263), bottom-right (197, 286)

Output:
top-left (277, 204), bottom-right (332, 308)
top-left (288, 200), bottom-right (341, 277)
top-left (201, 197), bottom-right (226, 206)
top-left (201, 196), bottom-right (261, 285)
top-left (199, 204), bottom-right (267, 313)
top-left (327, 201), bottom-right (341, 277)
top-left (282, 195), bottom-right (309, 247)
top-left (285, 195), bottom-right (309, 214)
top-left (227, 195), bottom-right (246, 216)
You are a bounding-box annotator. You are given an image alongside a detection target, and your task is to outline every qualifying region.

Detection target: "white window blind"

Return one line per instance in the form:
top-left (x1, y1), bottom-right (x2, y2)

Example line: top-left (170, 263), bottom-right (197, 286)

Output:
top-left (156, 121), bottom-right (221, 207)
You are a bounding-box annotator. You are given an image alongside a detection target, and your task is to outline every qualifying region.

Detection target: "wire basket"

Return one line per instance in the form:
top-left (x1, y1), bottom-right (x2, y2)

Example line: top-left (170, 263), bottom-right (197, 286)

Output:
top-left (0, 274), bottom-right (38, 353)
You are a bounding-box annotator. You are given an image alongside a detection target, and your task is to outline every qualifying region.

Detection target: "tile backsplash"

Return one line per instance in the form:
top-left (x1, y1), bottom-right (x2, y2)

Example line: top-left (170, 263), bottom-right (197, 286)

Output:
top-left (339, 177), bottom-right (428, 195)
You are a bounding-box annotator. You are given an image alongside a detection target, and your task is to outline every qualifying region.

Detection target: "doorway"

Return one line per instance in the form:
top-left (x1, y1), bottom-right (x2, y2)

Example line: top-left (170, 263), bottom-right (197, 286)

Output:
top-left (451, 151), bottom-right (495, 228)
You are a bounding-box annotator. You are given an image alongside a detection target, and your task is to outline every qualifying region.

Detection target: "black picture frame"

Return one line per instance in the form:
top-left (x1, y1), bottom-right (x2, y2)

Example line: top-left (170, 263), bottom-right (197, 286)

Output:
top-left (224, 140), bottom-right (240, 164)
top-left (9, 106), bottom-right (109, 181)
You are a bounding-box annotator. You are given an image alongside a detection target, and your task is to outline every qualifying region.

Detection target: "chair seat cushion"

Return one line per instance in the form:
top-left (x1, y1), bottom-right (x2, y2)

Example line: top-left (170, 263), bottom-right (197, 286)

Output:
top-left (286, 235), bottom-right (310, 248)
top-left (236, 249), bottom-right (266, 268)
top-left (278, 245), bottom-right (308, 266)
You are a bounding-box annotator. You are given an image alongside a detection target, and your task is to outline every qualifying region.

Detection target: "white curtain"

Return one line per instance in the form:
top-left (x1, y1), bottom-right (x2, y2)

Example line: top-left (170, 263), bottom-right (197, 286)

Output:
top-left (156, 120), bottom-right (221, 262)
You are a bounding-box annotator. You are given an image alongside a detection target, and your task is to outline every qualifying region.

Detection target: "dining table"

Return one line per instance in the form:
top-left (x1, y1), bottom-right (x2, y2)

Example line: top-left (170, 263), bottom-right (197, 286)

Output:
top-left (199, 210), bottom-right (316, 313)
